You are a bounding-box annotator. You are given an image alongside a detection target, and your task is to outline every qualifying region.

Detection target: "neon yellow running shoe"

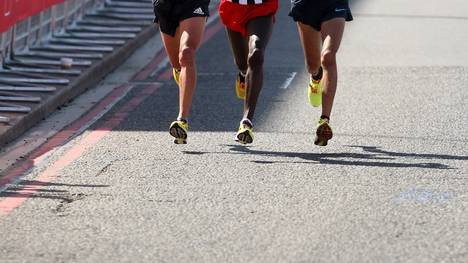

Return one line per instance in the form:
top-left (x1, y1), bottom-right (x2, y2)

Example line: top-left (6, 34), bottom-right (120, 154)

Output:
top-left (308, 79), bottom-right (322, 107)
top-left (235, 120), bottom-right (254, 144)
top-left (314, 118), bottom-right (333, 146)
top-left (173, 68), bottom-right (181, 86)
top-left (235, 72), bottom-right (246, 100)
top-left (169, 119), bottom-right (188, 144)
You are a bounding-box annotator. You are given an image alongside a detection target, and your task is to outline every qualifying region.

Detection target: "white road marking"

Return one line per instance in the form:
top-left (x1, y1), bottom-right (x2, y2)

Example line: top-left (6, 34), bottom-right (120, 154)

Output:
top-left (393, 188), bottom-right (455, 204)
top-left (279, 72), bottom-right (297, 90)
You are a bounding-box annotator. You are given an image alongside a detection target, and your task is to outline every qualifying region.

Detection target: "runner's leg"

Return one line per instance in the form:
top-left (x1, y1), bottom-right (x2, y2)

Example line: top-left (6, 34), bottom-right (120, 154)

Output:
top-left (177, 17), bottom-right (206, 119)
top-left (243, 15), bottom-right (274, 121)
top-left (160, 30), bottom-right (182, 70)
top-left (226, 29), bottom-right (248, 75)
top-left (296, 22), bottom-right (322, 78)
top-left (320, 18), bottom-right (345, 118)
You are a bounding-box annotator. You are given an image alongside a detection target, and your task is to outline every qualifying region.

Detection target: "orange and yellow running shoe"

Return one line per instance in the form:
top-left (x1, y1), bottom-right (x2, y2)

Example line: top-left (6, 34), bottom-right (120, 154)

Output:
top-left (235, 72), bottom-right (246, 100)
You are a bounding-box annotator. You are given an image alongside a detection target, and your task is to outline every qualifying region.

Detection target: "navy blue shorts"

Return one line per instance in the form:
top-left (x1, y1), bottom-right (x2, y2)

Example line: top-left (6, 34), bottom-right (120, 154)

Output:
top-left (153, 0), bottom-right (210, 37)
top-left (289, 0), bottom-right (353, 31)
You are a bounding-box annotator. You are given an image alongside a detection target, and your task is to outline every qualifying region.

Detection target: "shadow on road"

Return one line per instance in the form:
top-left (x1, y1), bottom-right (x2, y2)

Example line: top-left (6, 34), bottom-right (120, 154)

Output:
top-left (348, 145), bottom-right (468, 161)
top-left (0, 180), bottom-right (109, 201)
top-left (183, 144), bottom-right (468, 170)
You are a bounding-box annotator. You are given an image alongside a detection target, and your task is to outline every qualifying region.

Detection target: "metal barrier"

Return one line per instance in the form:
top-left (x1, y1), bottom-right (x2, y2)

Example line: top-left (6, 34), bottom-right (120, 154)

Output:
top-left (0, 0), bottom-right (153, 124)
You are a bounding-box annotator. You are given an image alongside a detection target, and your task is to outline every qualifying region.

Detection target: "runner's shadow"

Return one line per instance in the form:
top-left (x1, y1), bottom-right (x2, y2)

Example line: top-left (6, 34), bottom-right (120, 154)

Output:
top-left (0, 180), bottom-right (109, 201)
top-left (184, 144), bottom-right (461, 169)
top-left (0, 190), bottom-right (74, 202)
top-left (18, 180), bottom-right (110, 188)
top-left (348, 145), bottom-right (468, 161)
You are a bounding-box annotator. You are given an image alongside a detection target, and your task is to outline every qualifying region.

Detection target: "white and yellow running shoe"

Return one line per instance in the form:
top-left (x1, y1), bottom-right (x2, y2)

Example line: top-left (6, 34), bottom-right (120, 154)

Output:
top-left (169, 119), bottom-right (188, 144)
top-left (314, 118), bottom-right (333, 146)
top-left (235, 119), bottom-right (254, 144)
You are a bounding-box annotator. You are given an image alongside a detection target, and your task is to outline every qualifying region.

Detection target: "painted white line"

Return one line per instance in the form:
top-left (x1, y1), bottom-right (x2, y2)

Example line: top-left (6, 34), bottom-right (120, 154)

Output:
top-left (279, 72), bottom-right (297, 90)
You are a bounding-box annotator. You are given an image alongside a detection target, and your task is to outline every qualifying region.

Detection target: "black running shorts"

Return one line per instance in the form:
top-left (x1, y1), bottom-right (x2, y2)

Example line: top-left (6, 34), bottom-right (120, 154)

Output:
top-left (153, 0), bottom-right (210, 37)
top-left (289, 0), bottom-right (353, 31)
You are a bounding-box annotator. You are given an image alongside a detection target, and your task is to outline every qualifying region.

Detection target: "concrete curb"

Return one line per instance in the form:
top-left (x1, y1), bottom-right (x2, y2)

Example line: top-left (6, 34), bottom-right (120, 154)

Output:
top-left (0, 26), bottom-right (157, 148)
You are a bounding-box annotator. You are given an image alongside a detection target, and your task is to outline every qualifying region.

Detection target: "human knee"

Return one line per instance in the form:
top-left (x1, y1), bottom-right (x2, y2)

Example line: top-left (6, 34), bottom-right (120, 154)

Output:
top-left (321, 49), bottom-right (336, 69)
top-left (247, 48), bottom-right (264, 71)
top-left (179, 46), bottom-right (196, 66)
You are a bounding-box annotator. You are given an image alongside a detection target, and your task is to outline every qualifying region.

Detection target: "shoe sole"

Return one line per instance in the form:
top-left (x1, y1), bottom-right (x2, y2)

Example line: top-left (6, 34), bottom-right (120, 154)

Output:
top-left (169, 124), bottom-right (187, 144)
top-left (314, 123), bottom-right (333, 146)
top-left (236, 130), bottom-right (253, 144)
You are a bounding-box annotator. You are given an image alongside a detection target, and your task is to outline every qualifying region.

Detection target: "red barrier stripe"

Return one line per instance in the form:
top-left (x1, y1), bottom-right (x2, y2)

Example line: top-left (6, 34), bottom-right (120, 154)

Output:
top-left (1, 0), bottom-right (65, 33)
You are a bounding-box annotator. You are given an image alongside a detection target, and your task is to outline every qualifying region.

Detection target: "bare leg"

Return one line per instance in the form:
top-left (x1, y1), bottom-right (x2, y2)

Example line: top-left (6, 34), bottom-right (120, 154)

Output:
top-left (243, 15), bottom-right (274, 121)
top-left (226, 29), bottom-right (249, 74)
top-left (320, 18), bottom-right (345, 118)
top-left (176, 17), bottom-right (206, 119)
top-left (160, 29), bottom-right (182, 70)
top-left (296, 22), bottom-right (322, 79)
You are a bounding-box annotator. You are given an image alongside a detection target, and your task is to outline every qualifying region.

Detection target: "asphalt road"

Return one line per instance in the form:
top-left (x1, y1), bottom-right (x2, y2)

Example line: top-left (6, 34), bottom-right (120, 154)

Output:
top-left (1, 0), bottom-right (467, 262)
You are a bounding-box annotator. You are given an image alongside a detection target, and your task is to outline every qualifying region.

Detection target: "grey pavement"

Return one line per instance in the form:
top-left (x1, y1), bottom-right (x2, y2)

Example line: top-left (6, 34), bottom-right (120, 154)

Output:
top-left (1, 0), bottom-right (467, 262)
